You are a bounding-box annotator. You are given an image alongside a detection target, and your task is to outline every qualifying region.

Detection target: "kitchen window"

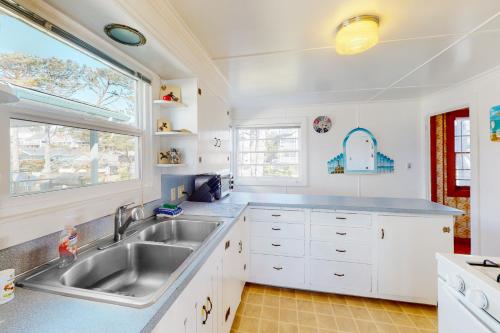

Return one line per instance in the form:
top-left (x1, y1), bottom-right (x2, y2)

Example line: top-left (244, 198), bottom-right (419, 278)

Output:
top-left (0, 5), bottom-right (150, 204)
top-left (10, 119), bottom-right (139, 196)
top-left (0, 9), bottom-right (138, 125)
top-left (234, 121), bottom-right (307, 186)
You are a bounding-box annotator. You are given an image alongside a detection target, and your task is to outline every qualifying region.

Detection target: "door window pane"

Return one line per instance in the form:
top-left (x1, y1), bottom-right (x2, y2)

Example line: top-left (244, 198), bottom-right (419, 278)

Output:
top-left (453, 117), bottom-right (471, 187)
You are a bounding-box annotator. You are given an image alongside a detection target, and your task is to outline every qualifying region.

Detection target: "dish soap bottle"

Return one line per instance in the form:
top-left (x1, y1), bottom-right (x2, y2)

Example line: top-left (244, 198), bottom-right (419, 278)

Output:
top-left (58, 226), bottom-right (78, 268)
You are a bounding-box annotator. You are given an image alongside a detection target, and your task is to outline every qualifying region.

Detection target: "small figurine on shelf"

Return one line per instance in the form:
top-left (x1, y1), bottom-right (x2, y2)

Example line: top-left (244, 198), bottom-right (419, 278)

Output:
top-left (158, 148), bottom-right (182, 164)
top-left (160, 84), bottom-right (181, 102)
top-left (157, 119), bottom-right (171, 132)
top-left (167, 148), bottom-right (181, 164)
top-left (162, 92), bottom-right (179, 102)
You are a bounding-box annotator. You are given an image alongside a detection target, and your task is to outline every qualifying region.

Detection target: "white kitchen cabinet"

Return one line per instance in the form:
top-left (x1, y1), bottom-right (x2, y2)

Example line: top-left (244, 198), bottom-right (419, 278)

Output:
top-left (155, 78), bottom-right (231, 175)
top-left (153, 218), bottom-right (246, 333)
top-left (221, 215), bottom-right (246, 333)
top-left (377, 214), bottom-right (454, 304)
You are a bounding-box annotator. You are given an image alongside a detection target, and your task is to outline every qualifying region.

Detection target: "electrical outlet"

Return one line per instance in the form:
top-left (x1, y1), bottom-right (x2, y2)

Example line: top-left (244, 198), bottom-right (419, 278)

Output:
top-left (170, 188), bottom-right (176, 201)
top-left (178, 185), bottom-right (185, 199)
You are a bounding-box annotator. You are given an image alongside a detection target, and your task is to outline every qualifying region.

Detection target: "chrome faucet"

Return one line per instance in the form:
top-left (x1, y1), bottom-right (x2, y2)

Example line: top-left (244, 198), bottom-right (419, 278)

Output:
top-left (114, 203), bottom-right (144, 242)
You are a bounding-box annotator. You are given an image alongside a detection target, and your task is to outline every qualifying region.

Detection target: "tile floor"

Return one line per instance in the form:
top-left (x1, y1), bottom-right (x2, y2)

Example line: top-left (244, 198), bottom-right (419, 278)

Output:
top-left (231, 283), bottom-right (437, 333)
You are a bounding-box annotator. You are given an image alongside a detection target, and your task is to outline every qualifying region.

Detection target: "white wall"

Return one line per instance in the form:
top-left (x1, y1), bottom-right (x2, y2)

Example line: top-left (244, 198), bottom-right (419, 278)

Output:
top-left (232, 99), bottom-right (425, 199)
top-left (422, 67), bottom-right (500, 256)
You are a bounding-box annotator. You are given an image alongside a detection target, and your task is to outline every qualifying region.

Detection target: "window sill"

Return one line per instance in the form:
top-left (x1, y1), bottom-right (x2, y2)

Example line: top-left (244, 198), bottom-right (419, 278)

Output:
top-left (234, 177), bottom-right (307, 187)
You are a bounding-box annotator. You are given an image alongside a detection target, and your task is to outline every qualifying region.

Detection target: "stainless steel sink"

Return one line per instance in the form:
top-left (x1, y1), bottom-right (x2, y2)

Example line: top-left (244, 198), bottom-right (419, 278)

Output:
top-left (60, 243), bottom-right (193, 297)
top-left (137, 219), bottom-right (221, 249)
top-left (17, 216), bottom-right (225, 307)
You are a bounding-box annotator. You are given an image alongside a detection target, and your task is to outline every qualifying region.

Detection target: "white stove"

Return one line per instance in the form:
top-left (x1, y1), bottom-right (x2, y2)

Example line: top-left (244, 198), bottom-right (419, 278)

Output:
top-left (437, 253), bottom-right (500, 333)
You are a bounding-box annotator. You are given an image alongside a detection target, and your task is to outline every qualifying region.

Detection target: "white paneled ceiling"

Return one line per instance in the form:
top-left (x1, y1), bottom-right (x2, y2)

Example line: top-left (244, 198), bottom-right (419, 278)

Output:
top-left (168, 0), bottom-right (500, 109)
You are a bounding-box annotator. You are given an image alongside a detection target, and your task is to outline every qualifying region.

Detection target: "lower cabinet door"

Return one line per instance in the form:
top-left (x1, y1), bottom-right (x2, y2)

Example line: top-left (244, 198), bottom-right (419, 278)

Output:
top-left (197, 274), bottom-right (215, 333)
top-left (250, 253), bottom-right (305, 287)
top-left (310, 259), bottom-right (372, 293)
top-left (377, 215), bottom-right (453, 302)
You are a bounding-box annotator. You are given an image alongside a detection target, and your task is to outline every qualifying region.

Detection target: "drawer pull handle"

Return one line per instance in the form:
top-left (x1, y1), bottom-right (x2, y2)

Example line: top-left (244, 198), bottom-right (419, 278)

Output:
top-left (271, 227), bottom-right (281, 231)
top-left (334, 273), bottom-right (345, 277)
top-left (336, 232), bottom-right (347, 236)
top-left (271, 214), bottom-right (281, 217)
top-left (336, 217), bottom-right (347, 220)
top-left (381, 228), bottom-right (385, 239)
top-left (206, 297), bottom-right (213, 314)
top-left (202, 305), bottom-right (209, 324)
top-left (271, 243), bottom-right (281, 247)
top-left (336, 249), bottom-right (346, 253)
top-left (273, 266), bottom-right (283, 270)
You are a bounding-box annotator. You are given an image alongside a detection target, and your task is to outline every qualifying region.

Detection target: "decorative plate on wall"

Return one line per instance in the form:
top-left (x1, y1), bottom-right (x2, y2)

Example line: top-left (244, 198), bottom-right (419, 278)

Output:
top-left (313, 116), bottom-right (332, 133)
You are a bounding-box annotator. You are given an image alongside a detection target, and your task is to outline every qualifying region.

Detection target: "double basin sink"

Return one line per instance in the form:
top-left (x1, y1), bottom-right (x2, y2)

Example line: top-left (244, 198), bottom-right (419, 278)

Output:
top-left (18, 217), bottom-right (224, 307)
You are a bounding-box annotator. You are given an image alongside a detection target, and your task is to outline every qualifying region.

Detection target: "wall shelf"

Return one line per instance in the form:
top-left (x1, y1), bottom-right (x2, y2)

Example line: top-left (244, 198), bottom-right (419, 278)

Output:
top-left (156, 163), bottom-right (187, 168)
top-left (153, 100), bottom-right (186, 108)
top-left (154, 131), bottom-right (197, 136)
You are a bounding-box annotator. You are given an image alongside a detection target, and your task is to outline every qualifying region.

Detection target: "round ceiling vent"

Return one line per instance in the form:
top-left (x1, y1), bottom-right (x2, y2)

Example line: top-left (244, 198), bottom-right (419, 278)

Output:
top-left (104, 23), bottom-right (146, 46)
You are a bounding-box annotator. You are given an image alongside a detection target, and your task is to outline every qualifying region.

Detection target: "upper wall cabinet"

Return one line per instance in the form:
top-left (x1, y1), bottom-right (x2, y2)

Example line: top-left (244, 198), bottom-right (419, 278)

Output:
top-left (154, 78), bottom-right (231, 175)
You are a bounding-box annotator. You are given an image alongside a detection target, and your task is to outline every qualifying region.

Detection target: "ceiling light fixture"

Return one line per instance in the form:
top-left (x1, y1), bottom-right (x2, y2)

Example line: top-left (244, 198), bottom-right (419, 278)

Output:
top-left (104, 23), bottom-right (146, 46)
top-left (335, 15), bottom-right (380, 55)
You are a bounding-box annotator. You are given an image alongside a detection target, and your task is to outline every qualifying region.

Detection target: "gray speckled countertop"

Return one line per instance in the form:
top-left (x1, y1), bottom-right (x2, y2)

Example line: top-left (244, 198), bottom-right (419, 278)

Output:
top-left (220, 192), bottom-right (463, 216)
top-left (0, 193), bottom-right (460, 333)
top-left (0, 203), bottom-right (246, 333)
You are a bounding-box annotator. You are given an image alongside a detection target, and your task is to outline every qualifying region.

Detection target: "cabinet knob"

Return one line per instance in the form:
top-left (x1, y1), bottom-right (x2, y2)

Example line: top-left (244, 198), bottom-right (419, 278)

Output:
top-left (443, 226), bottom-right (451, 233)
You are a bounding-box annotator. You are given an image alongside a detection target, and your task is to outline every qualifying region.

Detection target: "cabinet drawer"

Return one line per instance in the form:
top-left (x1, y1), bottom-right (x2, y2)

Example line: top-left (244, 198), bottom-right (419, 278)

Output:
top-left (310, 225), bottom-right (371, 242)
top-left (311, 211), bottom-right (371, 227)
top-left (251, 237), bottom-right (304, 256)
top-left (250, 254), bottom-right (305, 287)
top-left (310, 240), bottom-right (372, 263)
top-left (310, 259), bottom-right (372, 292)
top-left (248, 208), bottom-right (305, 223)
top-left (251, 222), bottom-right (304, 239)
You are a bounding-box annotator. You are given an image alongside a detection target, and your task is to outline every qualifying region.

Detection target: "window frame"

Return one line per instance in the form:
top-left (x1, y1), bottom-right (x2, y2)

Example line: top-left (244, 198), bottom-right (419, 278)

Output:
top-left (0, 3), bottom-right (157, 227)
top-left (232, 118), bottom-right (308, 187)
top-left (445, 108), bottom-right (470, 198)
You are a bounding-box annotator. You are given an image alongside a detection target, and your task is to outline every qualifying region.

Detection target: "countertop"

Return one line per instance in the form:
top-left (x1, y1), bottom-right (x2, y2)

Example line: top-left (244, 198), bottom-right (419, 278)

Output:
top-left (221, 192), bottom-right (463, 216)
top-left (0, 193), bottom-right (460, 333)
top-left (0, 203), bottom-right (246, 333)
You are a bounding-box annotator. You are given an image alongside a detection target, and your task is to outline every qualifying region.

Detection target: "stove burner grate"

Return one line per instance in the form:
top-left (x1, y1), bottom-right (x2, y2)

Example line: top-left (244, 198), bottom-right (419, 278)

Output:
top-left (469, 259), bottom-right (499, 268)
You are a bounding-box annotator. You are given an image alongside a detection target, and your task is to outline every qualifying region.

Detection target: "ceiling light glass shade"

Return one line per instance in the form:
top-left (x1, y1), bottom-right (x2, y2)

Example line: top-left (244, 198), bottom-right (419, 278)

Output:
top-left (336, 15), bottom-right (379, 55)
top-left (104, 24), bottom-right (146, 46)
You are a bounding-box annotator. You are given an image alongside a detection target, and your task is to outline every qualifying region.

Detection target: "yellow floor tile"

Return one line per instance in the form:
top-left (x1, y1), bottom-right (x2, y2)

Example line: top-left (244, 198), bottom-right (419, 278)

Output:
top-left (280, 308), bottom-right (299, 324)
top-left (260, 319), bottom-right (279, 333)
top-left (233, 284), bottom-right (438, 333)
top-left (280, 322), bottom-right (300, 333)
